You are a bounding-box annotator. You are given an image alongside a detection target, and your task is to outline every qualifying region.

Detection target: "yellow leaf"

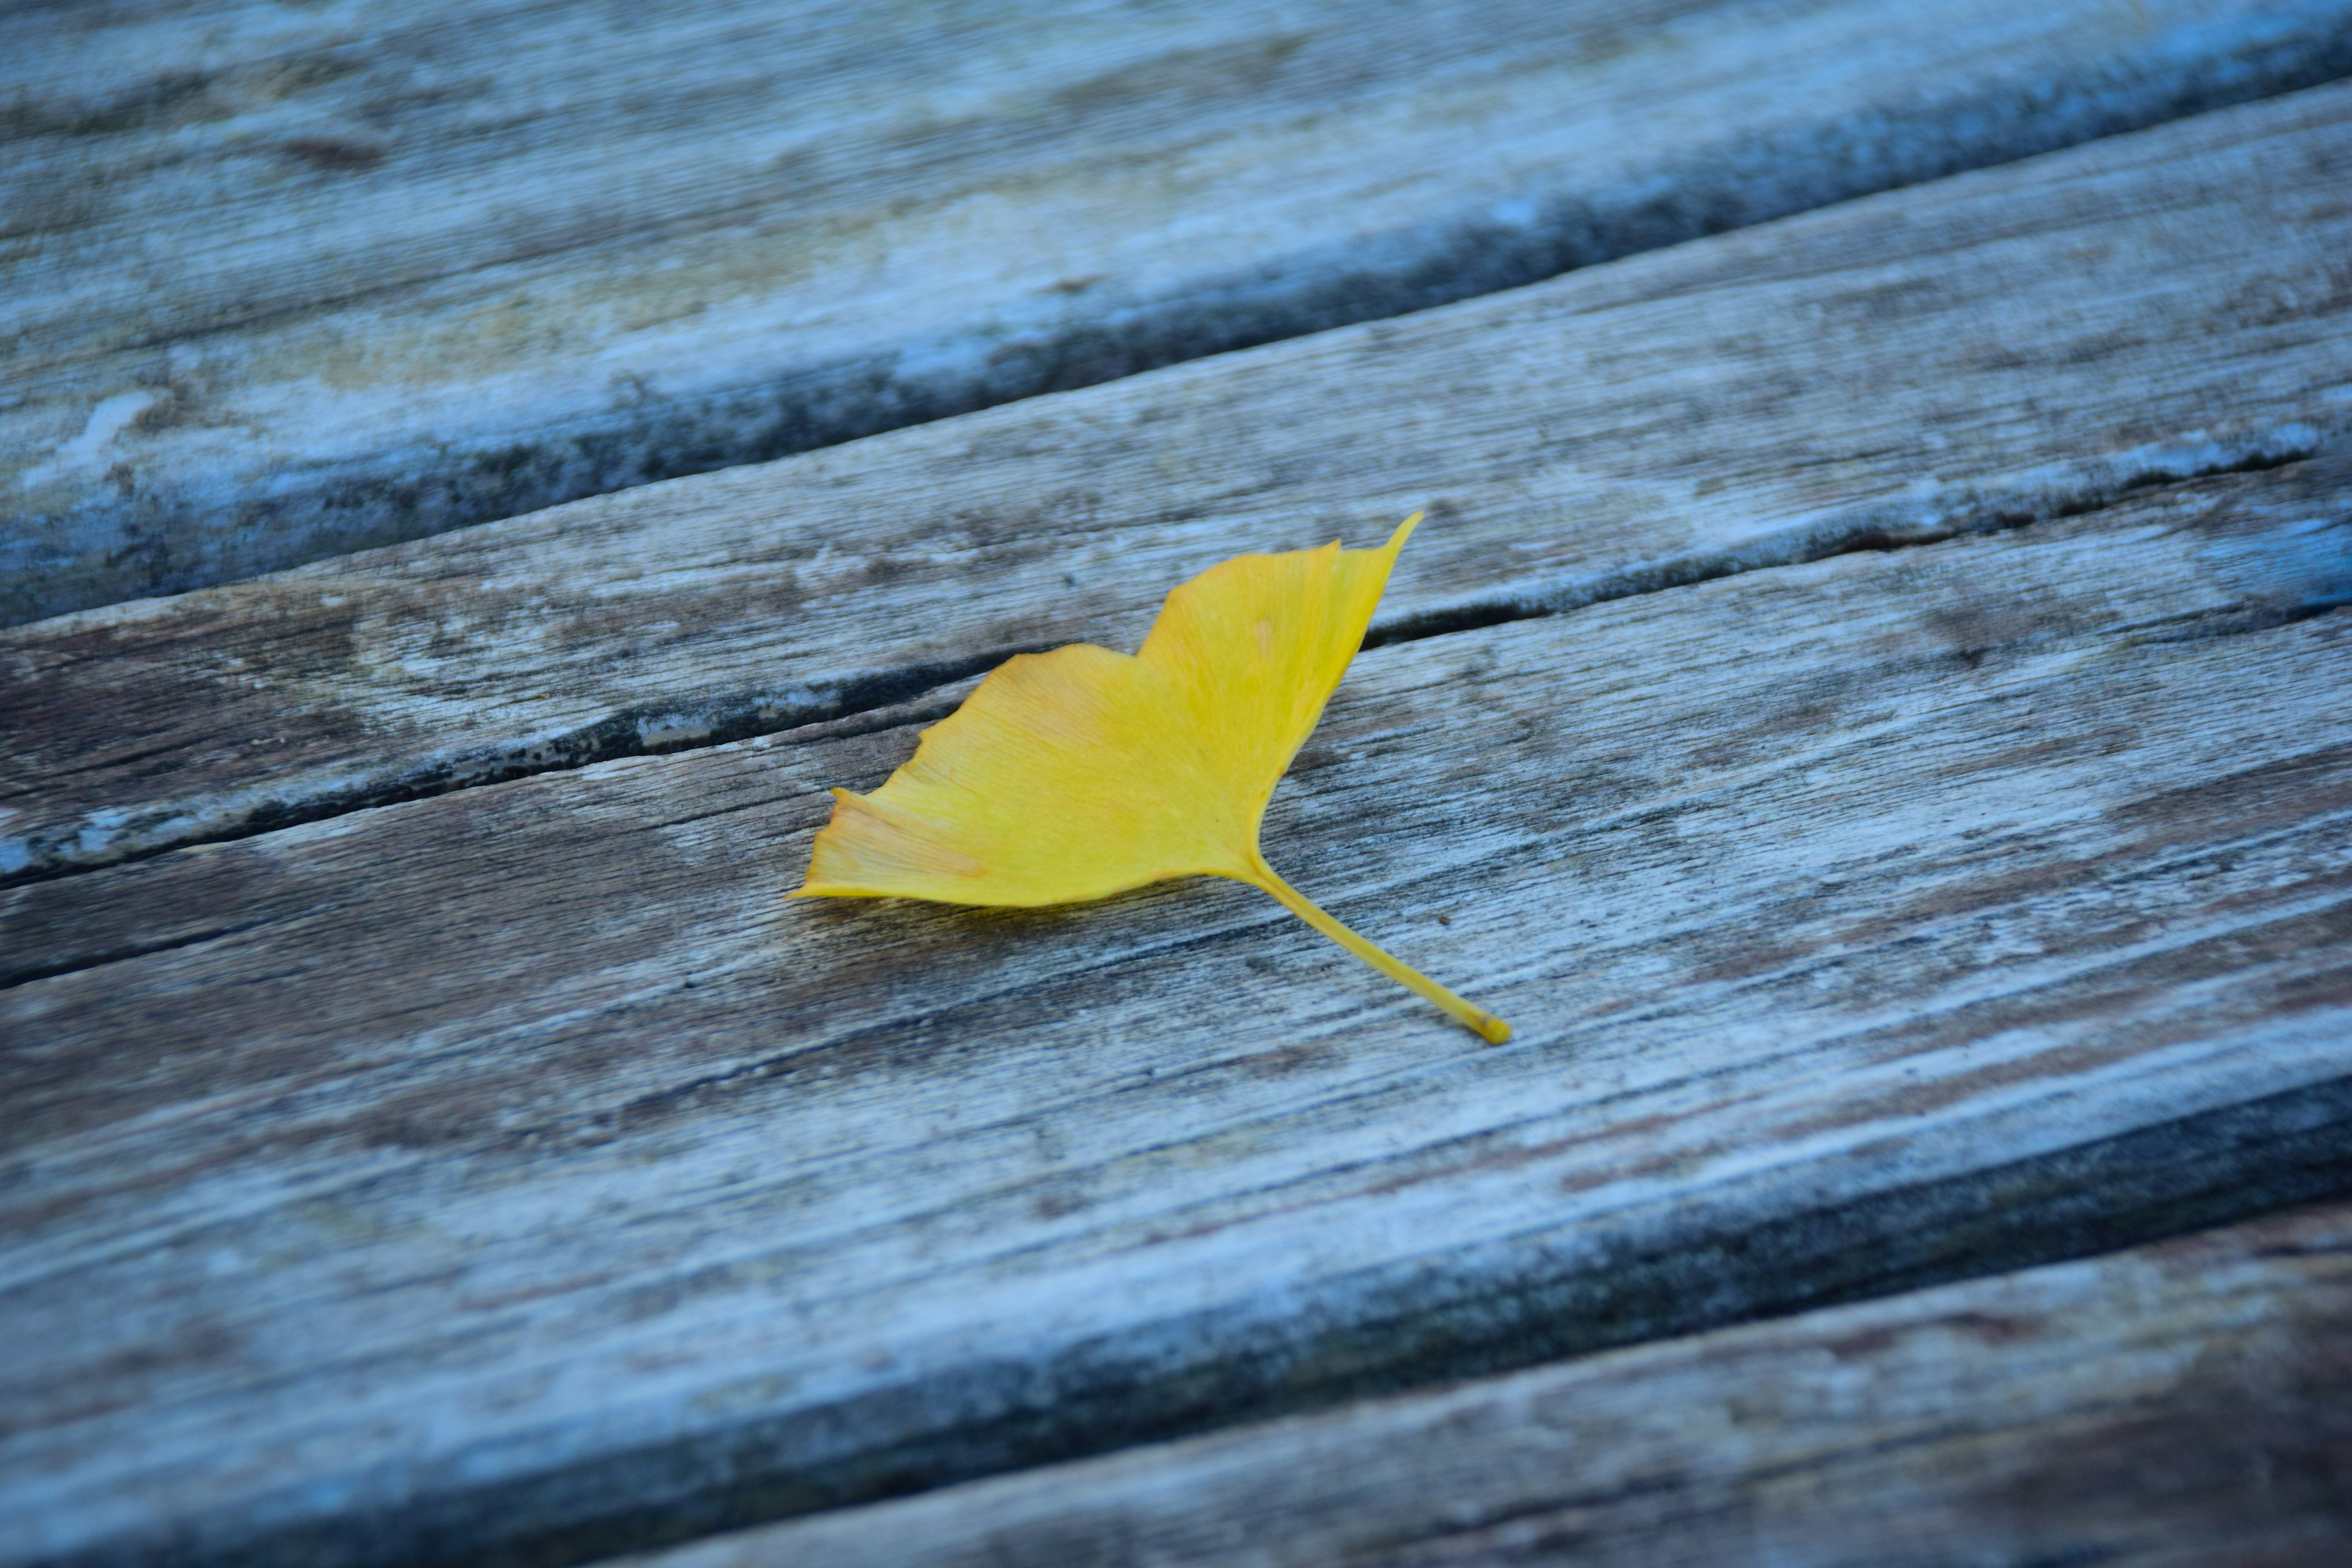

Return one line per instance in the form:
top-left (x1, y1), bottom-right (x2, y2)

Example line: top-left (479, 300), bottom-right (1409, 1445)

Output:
top-left (796, 513), bottom-right (1510, 1042)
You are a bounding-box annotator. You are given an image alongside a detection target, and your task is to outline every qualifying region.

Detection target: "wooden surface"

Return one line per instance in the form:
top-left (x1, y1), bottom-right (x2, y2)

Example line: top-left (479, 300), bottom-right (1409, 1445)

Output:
top-left (618, 1199), bottom-right (2352, 1568)
top-left (9, 80), bottom-right (2352, 887)
top-left (10, 29), bottom-right (2352, 1568)
top-left (7, 440), bottom-right (2350, 1564)
top-left (7, 0), bottom-right (2352, 624)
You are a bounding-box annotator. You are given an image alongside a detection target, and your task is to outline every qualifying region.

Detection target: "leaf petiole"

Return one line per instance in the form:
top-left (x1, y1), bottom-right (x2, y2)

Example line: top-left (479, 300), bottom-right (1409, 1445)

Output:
top-left (1245, 857), bottom-right (1512, 1044)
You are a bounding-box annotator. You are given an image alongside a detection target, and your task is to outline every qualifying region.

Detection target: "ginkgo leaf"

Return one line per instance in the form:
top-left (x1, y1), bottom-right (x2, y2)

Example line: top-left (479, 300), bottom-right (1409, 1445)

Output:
top-left (796, 512), bottom-right (1510, 1043)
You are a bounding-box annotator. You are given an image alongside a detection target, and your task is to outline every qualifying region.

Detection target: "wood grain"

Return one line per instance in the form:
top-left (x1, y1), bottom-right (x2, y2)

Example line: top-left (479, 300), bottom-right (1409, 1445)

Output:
top-left (9, 0), bottom-right (2351, 624)
top-left (7, 451), bottom-right (2348, 1567)
top-left (9, 80), bottom-right (2352, 885)
top-left (617, 1200), bottom-right (2352, 1568)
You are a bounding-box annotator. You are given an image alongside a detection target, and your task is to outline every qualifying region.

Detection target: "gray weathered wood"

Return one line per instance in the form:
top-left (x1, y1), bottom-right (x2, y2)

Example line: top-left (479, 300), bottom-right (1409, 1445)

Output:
top-left (9, 79), bottom-right (2352, 884)
top-left (616, 1200), bottom-right (2352, 1568)
top-left (6, 447), bottom-right (2348, 1567)
top-left (9, 0), bottom-right (2350, 625)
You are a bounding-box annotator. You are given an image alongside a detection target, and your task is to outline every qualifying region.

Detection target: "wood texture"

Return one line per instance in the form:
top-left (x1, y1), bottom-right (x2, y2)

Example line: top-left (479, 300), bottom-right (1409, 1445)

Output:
top-left (9, 0), bottom-right (2351, 624)
top-left (619, 1200), bottom-right (2352, 1568)
top-left (9, 80), bottom-right (2352, 885)
top-left (7, 445), bottom-right (2349, 1567)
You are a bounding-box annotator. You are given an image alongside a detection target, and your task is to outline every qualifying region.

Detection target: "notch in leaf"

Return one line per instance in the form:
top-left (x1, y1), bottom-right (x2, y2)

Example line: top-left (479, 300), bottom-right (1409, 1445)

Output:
top-left (796, 513), bottom-right (1510, 1042)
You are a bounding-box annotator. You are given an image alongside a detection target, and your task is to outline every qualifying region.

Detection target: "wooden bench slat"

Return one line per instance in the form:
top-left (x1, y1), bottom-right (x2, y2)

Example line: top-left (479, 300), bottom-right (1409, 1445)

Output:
top-left (7, 449), bottom-right (2348, 1566)
top-left (8, 0), bottom-right (2351, 625)
top-left (8, 81), bottom-right (2352, 885)
top-left (612, 1200), bottom-right (2352, 1568)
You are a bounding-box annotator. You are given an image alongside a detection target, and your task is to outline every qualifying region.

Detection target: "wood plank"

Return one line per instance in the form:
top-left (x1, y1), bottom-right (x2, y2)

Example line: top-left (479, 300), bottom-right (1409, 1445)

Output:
top-left (8, 0), bottom-right (2351, 625)
top-left (6, 451), bottom-right (2349, 1567)
top-left (9, 80), bottom-right (2352, 884)
top-left (616, 1200), bottom-right (2352, 1568)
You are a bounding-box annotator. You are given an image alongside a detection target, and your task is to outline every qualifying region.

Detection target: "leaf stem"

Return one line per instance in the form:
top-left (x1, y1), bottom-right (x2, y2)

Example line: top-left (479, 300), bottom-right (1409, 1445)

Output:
top-left (1245, 858), bottom-right (1512, 1044)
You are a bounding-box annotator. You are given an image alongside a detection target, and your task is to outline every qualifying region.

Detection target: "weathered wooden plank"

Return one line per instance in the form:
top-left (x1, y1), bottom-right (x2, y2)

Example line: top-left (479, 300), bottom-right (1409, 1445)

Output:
top-left (9, 80), bottom-right (2352, 885)
top-left (617, 1200), bottom-right (2352, 1568)
top-left (6, 451), bottom-right (2348, 1567)
top-left (7, 0), bottom-right (2350, 625)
